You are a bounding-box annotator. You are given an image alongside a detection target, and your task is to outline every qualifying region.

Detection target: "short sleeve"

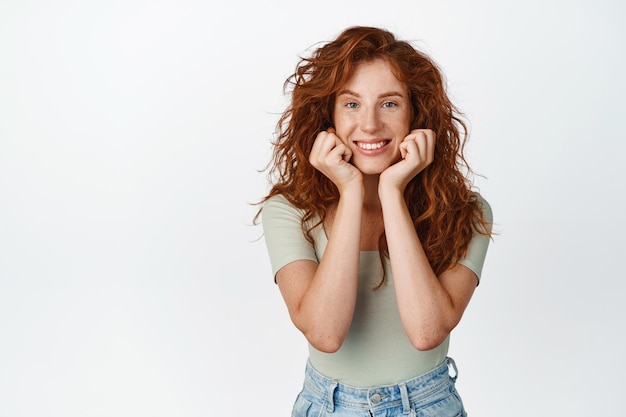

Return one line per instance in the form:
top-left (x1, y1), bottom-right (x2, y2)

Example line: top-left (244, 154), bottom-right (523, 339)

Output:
top-left (457, 193), bottom-right (493, 283)
top-left (261, 194), bottom-right (319, 279)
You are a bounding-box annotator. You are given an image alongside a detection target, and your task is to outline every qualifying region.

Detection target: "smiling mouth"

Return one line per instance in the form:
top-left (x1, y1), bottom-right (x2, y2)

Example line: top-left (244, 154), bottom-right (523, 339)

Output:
top-left (356, 140), bottom-right (389, 150)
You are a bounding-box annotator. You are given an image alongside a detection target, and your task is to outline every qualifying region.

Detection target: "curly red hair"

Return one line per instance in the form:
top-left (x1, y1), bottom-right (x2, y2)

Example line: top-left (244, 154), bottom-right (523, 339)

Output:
top-left (256, 26), bottom-right (491, 286)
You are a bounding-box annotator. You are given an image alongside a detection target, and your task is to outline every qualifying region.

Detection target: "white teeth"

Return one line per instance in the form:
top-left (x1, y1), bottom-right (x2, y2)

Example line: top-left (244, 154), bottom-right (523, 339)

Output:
top-left (358, 141), bottom-right (386, 150)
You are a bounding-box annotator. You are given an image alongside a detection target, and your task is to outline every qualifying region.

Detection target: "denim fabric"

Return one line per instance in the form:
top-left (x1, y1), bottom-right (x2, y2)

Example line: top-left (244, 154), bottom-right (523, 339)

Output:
top-left (292, 357), bottom-right (467, 417)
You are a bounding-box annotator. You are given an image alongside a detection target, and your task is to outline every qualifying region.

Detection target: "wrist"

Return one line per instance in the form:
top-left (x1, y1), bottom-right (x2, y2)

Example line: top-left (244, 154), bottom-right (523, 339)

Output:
top-left (339, 181), bottom-right (365, 201)
top-left (378, 179), bottom-right (404, 200)
top-left (338, 175), bottom-right (364, 194)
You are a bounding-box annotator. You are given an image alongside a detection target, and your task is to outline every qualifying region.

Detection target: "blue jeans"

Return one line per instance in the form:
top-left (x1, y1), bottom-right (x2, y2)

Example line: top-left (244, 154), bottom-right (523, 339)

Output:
top-left (292, 357), bottom-right (467, 417)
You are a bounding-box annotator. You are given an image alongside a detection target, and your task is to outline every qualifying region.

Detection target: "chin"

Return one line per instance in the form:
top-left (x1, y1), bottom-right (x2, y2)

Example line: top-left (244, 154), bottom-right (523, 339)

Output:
top-left (354, 164), bottom-right (389, 176)
top-left (353, 158), bottom-right (393, 175)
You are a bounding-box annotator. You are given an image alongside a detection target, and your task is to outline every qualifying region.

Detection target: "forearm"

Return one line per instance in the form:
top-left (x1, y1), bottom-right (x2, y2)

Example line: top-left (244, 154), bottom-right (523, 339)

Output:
top-left (380, 189), bottom-right (457, 350)
top-left (297, 186), bottom-right (363, 351)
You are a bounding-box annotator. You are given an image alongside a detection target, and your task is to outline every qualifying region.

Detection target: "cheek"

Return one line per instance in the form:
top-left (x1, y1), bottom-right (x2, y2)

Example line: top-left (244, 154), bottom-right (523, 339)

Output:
top-left (333, 117), bottom-right (352, 142)
top-left (337, 133), bottom-right (350, 147)
top-left (398, 119), bottom-right (411, 137)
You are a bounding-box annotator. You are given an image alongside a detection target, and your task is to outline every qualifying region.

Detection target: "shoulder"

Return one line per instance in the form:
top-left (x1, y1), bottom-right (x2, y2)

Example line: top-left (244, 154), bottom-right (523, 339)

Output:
top-left (262, 193), bottom-right (294, 210)
top-left (261, 194), bottom-right (320, 277)
top-left (261, 194), bottom-right (315, 238)
top-left (472, 191), bottom-right (493, 224)
top-left (261, 194), bottom-right (305, 223)
top-left (457, 192), bottom-right (493, 281)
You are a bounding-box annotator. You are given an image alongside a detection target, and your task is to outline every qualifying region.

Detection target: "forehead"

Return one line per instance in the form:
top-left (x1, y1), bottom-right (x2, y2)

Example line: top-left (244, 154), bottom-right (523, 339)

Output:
top-left (341, 58), bottom-right (406, 92)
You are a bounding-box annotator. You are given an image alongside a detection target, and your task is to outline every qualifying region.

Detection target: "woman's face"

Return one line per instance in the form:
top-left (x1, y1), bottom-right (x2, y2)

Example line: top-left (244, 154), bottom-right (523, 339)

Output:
top-left (333, 58), bottom-right (412, 176)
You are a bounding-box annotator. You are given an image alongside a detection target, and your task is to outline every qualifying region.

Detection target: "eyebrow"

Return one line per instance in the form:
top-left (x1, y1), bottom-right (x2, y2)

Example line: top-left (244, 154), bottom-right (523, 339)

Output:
top-left (336, 89), bottom-right (406, 99)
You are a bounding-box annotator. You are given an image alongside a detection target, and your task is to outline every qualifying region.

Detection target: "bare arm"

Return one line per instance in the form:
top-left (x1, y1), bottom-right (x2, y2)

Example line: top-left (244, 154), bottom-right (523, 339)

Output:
top-left (276, 129), bottom-right (363, 353)
top-left (379, 188), bottom-right (477, 350)
top-left (379, 129), bottom-right (477, 350)
top-left (276, 186), bottom-right (362, 352)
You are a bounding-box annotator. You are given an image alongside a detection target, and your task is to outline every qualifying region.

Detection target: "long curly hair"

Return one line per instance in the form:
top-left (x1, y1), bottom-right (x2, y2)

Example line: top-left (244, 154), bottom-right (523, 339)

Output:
top-left (256, 26), bottom-right (491, 287)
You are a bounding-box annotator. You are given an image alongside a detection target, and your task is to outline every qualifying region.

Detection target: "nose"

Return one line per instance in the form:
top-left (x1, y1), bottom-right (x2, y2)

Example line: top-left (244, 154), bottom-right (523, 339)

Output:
top-left (360, 107), bottom-right (382, 133)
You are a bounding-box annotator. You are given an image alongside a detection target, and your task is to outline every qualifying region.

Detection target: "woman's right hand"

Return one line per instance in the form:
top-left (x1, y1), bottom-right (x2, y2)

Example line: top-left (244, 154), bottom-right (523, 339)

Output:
top-left (309, 128), bottom-right (363, 193)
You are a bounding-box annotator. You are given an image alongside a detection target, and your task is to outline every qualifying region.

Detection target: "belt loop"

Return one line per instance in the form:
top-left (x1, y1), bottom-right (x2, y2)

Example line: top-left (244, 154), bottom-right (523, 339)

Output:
top-left (447, 357), bottom-right (459, 383)
top-left (326, 380), bottom-right (338, 412)
top-left (399, 382), bottom-right (411, 415)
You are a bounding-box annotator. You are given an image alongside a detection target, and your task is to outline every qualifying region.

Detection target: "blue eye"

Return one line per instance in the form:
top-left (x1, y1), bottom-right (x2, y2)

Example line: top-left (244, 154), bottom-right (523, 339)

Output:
top-left (346, 102), bottom-right (358, 109)
top-left (383, 101), bottom-right (397, 108)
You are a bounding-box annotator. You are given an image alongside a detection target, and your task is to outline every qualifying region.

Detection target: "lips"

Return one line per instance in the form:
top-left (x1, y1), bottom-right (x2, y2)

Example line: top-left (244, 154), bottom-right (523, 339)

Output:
top-left (355, 140), bottom-right (389, 150)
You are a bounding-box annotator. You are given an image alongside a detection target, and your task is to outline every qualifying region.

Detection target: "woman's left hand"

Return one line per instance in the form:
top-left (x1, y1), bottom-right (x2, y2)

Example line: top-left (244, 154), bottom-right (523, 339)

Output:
top-left (379, 129), bottom-right (435, 193)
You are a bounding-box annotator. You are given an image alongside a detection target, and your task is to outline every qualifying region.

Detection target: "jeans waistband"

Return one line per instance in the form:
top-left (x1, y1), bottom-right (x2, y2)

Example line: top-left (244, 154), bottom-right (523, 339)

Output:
top-left (304, 357), bottom-right (458, 414)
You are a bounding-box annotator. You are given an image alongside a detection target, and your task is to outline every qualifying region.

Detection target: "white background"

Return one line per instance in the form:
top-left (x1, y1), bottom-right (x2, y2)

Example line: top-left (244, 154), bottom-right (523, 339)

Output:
top-left (1, 1), bottom-right (624, 416)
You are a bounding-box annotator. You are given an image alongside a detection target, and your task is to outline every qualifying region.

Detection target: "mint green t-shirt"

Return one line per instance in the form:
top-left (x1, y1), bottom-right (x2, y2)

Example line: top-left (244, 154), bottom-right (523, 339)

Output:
top-left (261, 193), bottom-right (492, 387)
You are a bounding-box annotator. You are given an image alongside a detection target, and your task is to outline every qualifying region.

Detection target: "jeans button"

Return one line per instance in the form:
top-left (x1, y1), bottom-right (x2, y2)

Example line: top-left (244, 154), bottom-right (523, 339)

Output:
top-left (371, 393), bottom-right (381, 404)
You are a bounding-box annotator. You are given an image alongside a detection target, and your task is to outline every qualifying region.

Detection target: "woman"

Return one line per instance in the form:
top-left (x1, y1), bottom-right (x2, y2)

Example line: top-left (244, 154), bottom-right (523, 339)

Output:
top-left (257, 26), bottom-right (493, 417)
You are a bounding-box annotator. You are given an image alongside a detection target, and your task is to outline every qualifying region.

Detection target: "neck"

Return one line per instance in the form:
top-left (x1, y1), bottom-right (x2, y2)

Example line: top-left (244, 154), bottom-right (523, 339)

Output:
top-left (362, 174), bottom-right (382, 212)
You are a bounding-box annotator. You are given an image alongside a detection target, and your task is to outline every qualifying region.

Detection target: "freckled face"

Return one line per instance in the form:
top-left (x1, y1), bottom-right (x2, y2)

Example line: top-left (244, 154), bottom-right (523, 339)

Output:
top-left (333, 59), bottom-right (412, 176)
